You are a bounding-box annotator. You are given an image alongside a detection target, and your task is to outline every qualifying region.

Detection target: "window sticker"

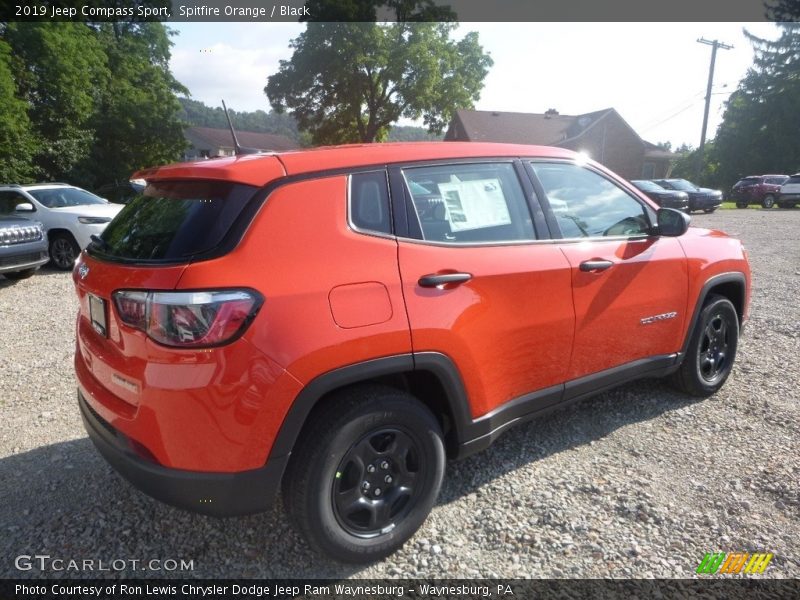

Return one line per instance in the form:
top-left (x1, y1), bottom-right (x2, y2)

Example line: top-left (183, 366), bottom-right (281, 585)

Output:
top-left (436, 178), bottom-right (511, 232)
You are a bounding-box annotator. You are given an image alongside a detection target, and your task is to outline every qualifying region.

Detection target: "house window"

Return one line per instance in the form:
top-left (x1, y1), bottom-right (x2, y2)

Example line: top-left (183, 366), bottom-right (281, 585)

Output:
top-left (642, 162), bottom-right (656, 179)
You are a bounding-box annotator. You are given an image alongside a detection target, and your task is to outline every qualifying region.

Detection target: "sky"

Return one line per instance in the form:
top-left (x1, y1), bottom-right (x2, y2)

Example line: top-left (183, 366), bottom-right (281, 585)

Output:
top-left (169, 22), bottom-right (781, 149)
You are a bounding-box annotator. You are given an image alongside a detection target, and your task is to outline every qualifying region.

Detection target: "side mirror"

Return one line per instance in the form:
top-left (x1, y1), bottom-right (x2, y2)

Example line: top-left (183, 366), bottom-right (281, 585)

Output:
top-left (656, 207), bottom-right (690, 237)
top-left (15, 202), bottom-right (34, 212)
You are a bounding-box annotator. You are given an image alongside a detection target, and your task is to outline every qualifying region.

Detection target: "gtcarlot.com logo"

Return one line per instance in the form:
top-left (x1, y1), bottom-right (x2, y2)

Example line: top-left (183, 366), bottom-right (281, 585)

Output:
top-left (15, 554), bottom-right (194, 572)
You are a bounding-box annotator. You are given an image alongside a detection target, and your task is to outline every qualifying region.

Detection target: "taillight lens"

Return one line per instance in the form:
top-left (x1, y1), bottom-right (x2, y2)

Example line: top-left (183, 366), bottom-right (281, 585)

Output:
top-left (112, 289), bottom-right (262, 348)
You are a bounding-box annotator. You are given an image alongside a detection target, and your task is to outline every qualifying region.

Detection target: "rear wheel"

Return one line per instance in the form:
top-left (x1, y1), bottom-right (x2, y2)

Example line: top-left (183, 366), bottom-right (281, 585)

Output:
top-left (283, 385), bottom-right (445, 563)
top-left (672, 294), bottom-right (739, 397)
top-left (49, 233), bottom-right (80, 270)
top-left (735, 202), bottom-right (747, 209)
top-left (3, 268), bottom-right (36, 280)
top-left (762, 195), bottom-right (776, 209)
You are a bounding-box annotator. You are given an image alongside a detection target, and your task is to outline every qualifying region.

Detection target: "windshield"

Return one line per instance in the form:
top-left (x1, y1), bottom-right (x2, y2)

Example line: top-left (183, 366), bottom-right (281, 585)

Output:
top-left (664, 179), bottom-right (699, 192)
top-left (28, 187), bottom-right (107, 208)
top-left (632, 180), bottom-right (662, 192)
top-left (93, 180), bottom-right (257, 262)
top-left (735, 178), bottom-right (760, 187)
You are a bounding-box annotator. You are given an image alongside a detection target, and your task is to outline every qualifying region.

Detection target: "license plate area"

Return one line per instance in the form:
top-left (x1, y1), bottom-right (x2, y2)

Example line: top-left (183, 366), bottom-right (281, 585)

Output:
top-left (89, 294), bottom-right (107, 337)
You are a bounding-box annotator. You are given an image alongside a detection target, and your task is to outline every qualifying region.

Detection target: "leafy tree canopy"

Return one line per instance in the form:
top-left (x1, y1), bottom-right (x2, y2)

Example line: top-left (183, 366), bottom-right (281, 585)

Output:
top-left (0, 39), bottom-right (36, 183)
top-left (706, 23), bottom-right (800, 190)
top-left (265, 21), bottom-right (492, 145)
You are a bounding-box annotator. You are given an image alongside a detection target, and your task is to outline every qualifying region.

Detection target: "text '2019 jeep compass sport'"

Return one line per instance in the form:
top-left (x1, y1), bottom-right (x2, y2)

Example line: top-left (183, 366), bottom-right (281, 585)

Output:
top-left (73, 143), bottom-right (751, 562)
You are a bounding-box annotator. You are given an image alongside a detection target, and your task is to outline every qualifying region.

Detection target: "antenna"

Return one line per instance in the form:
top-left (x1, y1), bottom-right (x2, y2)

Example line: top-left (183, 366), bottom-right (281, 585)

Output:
top-left (221, 99), bottom-right (261, 155)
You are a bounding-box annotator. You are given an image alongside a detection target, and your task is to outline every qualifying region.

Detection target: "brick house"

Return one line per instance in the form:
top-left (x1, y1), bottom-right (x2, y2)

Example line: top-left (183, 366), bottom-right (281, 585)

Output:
top-left (184, 126), bottom-right (299, 160)
top-left (444, 108), bottom-right (673, 180)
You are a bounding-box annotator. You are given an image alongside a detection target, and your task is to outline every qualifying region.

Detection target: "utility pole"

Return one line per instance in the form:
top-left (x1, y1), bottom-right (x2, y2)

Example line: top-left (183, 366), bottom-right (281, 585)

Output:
top-left (696, 38), bottom-right (733, 179)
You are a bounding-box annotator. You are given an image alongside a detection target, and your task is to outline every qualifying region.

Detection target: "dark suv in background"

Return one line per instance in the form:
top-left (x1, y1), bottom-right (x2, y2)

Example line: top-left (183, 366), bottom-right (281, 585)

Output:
top-left (652, 179), bottom-right (723, 213)
top-left (731, 175), bottom-right (789, 209)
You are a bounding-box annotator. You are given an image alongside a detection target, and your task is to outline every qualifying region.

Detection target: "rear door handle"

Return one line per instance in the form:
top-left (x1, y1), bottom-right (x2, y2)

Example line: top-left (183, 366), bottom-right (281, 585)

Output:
top-left (418, 272), bottom-right (473, 287)
top-left (579, 259), bottom-right (614, 272)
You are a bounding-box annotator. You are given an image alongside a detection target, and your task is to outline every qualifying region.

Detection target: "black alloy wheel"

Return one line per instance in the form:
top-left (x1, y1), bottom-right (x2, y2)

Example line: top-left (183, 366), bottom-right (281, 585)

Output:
top-left (697, 312), bottom-right (731, 384)
top-left (49, 234), bottom-right (80, 270)
top-left (283, 384), bottom-right (445, 563)
top-left (671, 294), bottom-right (739, 397)
top-left (332, 427), bottom-right (423, 538)
top-left (762, 195), bottom-right (776, 209)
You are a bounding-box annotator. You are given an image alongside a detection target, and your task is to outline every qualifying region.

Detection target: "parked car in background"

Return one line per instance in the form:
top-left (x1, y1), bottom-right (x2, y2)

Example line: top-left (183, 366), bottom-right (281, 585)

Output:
top-left (652, 179), bottom-right (722, 213)
top-left (73, 142), bottom-right (751, 563)
top-left (0, 213), bottom-right (49, 281)
top-left (630, 180), bottom-right (689, 212)
top-left (730, 175), bottom-right (788, 208)
top-left (778, 174), bottom-right (800, 209)
top-left (0, 183), bottom-right (123, 270)
top-left (94, 179), bottom-right (146, 205)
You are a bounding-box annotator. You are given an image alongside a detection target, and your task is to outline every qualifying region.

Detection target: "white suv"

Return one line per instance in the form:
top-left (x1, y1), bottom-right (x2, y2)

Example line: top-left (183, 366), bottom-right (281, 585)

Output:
top-left (0, 184), bottom-right (123, 270)
top-left (778, 174), bottom-right (800, 209)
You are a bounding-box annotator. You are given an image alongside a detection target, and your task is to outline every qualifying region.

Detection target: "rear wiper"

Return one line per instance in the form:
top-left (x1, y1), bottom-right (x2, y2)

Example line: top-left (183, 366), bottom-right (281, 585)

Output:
top-left (90, 234), bottom-right (110, 251)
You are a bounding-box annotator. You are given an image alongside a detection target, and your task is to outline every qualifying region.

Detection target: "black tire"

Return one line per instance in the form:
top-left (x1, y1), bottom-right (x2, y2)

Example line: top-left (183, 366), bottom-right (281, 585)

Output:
top-left (735, 202), bottom-right (747, 209)
top-left (49, 233), bottom-right (80, 270)
top-left (283, 385), bottom-right (445, 563)
top-left (3, 268), bottom-right (36, 280)
top-left (672, 294), bottom-right (739, 397)
top-left (762, 195), bottom-right (776, 209)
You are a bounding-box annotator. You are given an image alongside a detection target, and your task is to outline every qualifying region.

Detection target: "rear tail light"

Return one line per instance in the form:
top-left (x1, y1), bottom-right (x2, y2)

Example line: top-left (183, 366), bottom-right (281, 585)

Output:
top-left (112, 289), bottom-right (262, 348)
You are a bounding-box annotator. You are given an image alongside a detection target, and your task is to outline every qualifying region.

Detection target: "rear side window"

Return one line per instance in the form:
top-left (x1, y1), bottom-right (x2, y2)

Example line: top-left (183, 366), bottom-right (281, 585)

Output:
top-left (93, 180), bottom-right (257, 262)
top-left (402, 163), bottom-right (535, 244)
top-left (785, 176), bottom-right (800, 185)
top-left (349, 171), bottom-right (392, 235)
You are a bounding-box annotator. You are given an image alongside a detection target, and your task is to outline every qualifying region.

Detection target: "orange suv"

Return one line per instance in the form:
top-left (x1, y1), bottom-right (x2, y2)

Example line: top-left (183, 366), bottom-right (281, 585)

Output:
top-left (73, 143), bottom-right (751, 562)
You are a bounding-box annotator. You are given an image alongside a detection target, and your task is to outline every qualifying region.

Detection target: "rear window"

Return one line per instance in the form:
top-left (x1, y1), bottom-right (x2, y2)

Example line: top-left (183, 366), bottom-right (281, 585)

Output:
top-left (91, 180), bottom-right (257, 262)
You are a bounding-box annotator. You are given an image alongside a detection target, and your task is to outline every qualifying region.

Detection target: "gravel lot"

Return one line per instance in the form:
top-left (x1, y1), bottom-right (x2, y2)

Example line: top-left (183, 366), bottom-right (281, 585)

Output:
top-left (1, 209), bottom-right (798, 579)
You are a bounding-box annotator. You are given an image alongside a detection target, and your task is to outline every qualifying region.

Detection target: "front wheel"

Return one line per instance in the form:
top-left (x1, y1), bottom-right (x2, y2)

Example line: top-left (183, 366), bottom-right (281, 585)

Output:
top-left (762, 195), bottom-right (776, 209)
top-left (49, 233), bottom-right (80, 270)
top-left (283, 385), bottom-right (445, 563)
top-left (672, 294), bottom-right (739, 397)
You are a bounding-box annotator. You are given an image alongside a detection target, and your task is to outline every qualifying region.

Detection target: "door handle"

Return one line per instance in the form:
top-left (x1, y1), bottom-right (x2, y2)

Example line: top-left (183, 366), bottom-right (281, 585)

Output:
top-left (418, 272), bottom-right (473, 288)
top-left (579, 259), bottom-right (614, 272)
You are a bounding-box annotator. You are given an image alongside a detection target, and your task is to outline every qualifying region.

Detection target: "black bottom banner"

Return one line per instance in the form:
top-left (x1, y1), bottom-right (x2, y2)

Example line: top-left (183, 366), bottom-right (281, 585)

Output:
top-left (2, 579), bottom-right (800, 600)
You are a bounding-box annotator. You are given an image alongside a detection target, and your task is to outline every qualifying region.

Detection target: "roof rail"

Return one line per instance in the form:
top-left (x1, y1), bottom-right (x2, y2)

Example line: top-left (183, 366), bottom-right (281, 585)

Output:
top-left (1, 182), bottom-right (71, 187)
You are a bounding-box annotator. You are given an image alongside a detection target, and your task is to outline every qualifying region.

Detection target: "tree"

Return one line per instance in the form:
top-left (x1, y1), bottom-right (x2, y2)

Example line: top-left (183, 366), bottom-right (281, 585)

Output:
top-left (765, 0), bottom-right (800, 20)
top-left (0, 39), bottom-right (36, 183)
top-left (178, 98), bottom-right (301, 142)
top-left (79, 23), bottom-right (188, 188)
top-left (265, 22), bottom-right (492, 145)
top-left (709, 23), bottom-right (800, 190)
top-left (3, 23), bottom-right (108, 181)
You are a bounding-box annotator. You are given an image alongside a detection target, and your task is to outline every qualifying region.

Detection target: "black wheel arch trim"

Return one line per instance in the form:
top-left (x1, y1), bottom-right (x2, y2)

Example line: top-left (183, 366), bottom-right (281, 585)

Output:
top-left (680, 272), bottom-right (747, 357)
top-left (269, 349), bottom-right (689, 467)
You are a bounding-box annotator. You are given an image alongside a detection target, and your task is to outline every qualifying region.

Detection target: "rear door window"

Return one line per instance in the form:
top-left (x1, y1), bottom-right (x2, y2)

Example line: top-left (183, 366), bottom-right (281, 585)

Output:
top-left (401, 163), bottom-right (535, 244)
top-left (92, 180), bottom-right (257, 262)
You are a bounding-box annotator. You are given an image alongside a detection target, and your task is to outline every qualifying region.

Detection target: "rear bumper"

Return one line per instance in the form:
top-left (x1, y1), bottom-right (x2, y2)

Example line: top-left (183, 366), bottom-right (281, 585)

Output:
top-left (78, 390), bottom-right (287, 517)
